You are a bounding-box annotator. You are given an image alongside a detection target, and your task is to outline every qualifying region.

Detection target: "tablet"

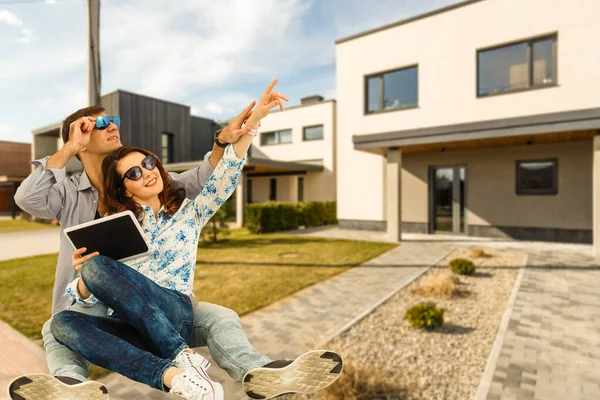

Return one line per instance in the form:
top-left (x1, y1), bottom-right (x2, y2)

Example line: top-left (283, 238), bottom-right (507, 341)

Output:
top-left (63, 210), bottom-right (151, 262)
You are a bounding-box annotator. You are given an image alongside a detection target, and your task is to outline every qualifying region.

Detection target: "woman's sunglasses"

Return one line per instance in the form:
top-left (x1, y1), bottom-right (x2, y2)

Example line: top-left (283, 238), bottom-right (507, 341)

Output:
top-left (121, 154), bottom-right (158, 182)
top-left (96, 116), bottom-right (121, 130)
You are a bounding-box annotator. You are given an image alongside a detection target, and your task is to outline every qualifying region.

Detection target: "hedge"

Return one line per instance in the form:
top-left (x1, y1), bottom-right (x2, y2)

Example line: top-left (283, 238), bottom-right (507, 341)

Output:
top-left (245, 201), bottom-right (337, 234)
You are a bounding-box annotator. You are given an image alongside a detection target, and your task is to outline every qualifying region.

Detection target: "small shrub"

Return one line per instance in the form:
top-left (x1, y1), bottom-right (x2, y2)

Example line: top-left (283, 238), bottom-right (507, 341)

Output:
top-left (313, 347), bottom-right (407, 400)
top-left (449, 258), bottom-right (476, 276)
top-left (404, 302), bottom-right (444, 330)
top-left (410, 271), bottom-right (459, 299)
top-left (468, 247), bottom-right (490, 258)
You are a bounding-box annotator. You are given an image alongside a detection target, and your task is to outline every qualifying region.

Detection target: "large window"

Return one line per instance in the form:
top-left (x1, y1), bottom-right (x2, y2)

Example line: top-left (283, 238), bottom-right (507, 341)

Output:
top-left (366, 65), bottom-right (418, 114)
top-left (303, 125), bottom-right (324, 141)
top-left (269, 178), bottom-right (277, 201)
top-left (161, 133), bottom-right (174, 163)
top-left (516, 159), bottom-right (558, 195)
top-left (478, 35), bottom-right (557, 97)
top-left (260, 129), bottom-right (292, 146)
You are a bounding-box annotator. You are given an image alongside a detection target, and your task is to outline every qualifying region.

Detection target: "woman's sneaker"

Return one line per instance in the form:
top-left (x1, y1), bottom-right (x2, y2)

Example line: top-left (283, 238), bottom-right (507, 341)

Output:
top-left (173, 349), bottom-right (211, 371)
top-left (7, 374), bottom-right (108, 400)
top-left (170, 366), bottom-right (224, 400)
top-left (242, 350), bottom-right (343, 399)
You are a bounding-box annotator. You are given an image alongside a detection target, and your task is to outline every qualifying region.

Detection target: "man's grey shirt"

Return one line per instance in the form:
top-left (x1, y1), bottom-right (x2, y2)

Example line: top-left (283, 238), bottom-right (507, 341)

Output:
top-left (14, 152), bottom-right (214, 316)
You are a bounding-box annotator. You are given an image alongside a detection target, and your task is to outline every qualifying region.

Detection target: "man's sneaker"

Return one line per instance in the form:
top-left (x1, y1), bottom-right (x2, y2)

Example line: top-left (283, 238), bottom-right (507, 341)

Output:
top-left (174, 349), bottom-right (212, 371)
top-left (170, 366), bottom-right (224, 400)
top-left (7, 373), bottom-right (108, 400)
top-left (242, 349), bottom-right (343, 399)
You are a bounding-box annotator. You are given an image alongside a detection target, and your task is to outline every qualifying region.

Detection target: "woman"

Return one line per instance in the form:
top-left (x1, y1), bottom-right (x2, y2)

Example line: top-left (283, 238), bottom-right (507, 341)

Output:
top-left (51, 81), bottom-right (286, 399)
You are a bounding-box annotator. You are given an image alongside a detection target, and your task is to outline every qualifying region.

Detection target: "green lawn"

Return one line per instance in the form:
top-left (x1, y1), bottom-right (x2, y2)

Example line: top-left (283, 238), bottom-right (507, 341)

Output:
top-left (0, 219), bottom-right (58, 234)
top-left (0, 228), bottom-right (396, 379)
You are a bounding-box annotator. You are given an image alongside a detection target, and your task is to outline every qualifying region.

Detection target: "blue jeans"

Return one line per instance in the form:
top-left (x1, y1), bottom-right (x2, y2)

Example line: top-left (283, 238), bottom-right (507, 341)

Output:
top-left (51, 255), bottom-right (193, 391)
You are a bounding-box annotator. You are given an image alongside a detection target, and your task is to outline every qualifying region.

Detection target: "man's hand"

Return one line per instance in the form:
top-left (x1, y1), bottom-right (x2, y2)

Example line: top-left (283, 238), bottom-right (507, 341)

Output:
top-left (65, 117), bottom-right (96, 154)
top-left (217, 101), bottom-right (257, 144)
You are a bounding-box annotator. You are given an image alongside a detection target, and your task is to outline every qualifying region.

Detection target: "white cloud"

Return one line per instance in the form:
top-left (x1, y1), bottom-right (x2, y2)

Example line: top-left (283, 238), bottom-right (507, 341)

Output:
top-left (17, 28), bottom-right (37, 43)
top-left (0, 10), bottom-right (22, 27)
top-left (0, 122), bottom-right (11, 135)
top-left (45, 0), bottom-right (57, 4)
top-left (202, 92), bottom-right (254, 116)
top-left (205, 103), bottom-right (223, 114)
top-left (100, 0), bottom-right (328, 99)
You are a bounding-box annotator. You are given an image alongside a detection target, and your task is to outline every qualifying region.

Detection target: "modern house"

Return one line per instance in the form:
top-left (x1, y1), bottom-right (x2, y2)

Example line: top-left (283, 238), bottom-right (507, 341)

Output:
top-left (166, 95), bottom-right (334, 227)
top-left (0, 140), bottom-right (31, 217)
top-left (335, 0), bottom-right (600, 256)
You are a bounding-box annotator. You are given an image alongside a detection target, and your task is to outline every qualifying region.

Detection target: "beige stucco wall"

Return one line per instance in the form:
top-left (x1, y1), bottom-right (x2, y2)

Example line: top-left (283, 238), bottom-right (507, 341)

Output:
top-left (250, 100), bottom-right (336, 203)
top-left (335, 0), bottom-right (600, 222)
top-left (401, 141), bottom-right (593, 230)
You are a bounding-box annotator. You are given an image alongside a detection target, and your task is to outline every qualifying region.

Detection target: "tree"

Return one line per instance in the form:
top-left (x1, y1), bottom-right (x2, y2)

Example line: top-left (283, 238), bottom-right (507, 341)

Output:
top-left (200, 207), bottom-right (230, 243)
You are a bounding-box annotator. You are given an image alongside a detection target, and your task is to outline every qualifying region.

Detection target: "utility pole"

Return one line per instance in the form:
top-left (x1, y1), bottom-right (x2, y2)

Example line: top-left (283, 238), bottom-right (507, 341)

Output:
top-left (88, 0), bottom-right (101, 106)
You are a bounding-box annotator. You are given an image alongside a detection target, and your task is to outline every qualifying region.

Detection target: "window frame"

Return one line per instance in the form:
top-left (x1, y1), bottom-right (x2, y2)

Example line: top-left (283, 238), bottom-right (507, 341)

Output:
top-left (364, 64), bottom-right (419, 115)
top-left (515, 158), bottom-right (558, 196)
top-left (247, 179), bottom-right (253, 204)
top-left (298, 176), bottom-right (304, 202)
top-left (260, 129), bottom-right (293, 146)
top-left (302, 124), bottom-right (324, 141)
top-left (476, 33), bottom-right (558, 98)
top-left (269, 178), bottom-right (277, 201)
top-left (161, 132), bottom-right (174, 164)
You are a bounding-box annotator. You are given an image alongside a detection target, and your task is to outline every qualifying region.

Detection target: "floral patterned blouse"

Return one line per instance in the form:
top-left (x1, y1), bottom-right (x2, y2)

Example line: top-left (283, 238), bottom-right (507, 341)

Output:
top-left (65, 144), bottom-right (245, 310)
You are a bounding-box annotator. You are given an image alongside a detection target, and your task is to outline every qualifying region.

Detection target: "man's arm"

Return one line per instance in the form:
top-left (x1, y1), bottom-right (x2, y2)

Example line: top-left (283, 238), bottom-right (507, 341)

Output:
top-left (15, 117), bottom-right (94, 219)
top-left (14, 154), bottom-right (69, 220)
top-left (170, 102), bottom-right (256, 198)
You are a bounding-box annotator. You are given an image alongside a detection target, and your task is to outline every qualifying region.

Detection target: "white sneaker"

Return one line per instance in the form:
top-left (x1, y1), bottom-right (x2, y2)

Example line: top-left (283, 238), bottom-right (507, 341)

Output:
top-left (174, 349), bottom-right (211, 371)
top-left (170, 366), bottom-right (224, 400)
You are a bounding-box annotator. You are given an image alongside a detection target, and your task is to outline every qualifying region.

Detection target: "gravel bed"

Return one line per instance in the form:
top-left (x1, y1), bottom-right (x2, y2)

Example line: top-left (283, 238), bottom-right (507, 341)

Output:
top-left (291, 247), bottom-right (525, 400)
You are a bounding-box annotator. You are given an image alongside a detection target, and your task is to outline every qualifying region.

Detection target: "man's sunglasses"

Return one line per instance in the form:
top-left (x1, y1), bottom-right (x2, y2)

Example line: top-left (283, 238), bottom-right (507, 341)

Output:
top-left (121, 154), bottom-right (158, 183)
top-left (96, 116), bottom-right (121, 130)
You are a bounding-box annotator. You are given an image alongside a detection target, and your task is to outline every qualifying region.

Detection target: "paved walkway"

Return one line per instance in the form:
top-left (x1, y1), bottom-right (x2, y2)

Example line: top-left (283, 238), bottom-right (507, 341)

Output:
top-left (476, 250), bottom-right (600, 400)
top-left (0, 321), bottom-right (48, 400)
top-left (0, 229), bottom-right (60, 261)
top-left (99, 240), bottom-right (453, 399)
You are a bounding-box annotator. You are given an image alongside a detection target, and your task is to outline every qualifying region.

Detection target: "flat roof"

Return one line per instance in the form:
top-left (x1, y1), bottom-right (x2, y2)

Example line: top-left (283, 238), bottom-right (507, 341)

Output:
top-left (32, 121), bottom-right (62, 136)
top-left (335, 0), bottom-right (483, 45)
top-left (353, 107), bottom-right (600, 151)
top-left (165, 157), bottom-right (324, 174)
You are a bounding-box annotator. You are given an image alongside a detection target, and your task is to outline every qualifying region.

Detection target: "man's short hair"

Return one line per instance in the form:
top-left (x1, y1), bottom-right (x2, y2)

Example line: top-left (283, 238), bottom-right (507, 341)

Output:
top-left (61, 106), bottom-right (105, 159)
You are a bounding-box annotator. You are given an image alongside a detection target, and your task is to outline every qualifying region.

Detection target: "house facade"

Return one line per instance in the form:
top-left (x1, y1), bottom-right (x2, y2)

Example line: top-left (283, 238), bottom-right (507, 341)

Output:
top-left (335, 0), bottom-right (600, 254)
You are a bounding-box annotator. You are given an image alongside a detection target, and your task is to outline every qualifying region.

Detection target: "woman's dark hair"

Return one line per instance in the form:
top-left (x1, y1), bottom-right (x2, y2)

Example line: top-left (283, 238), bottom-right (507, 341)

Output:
top-left (102, 146), bottom-right (185, 220)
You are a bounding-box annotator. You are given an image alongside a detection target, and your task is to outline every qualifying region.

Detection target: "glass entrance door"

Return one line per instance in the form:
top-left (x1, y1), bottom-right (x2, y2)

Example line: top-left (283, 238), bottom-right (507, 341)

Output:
top-left (431, 166), bottom-right (466, 234)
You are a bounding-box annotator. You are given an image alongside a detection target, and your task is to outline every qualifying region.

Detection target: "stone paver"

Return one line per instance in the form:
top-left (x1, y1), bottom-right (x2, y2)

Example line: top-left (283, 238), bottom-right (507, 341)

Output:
top-left (0, 321), bottom-right (48, 400)
top-left (100, 240), bottom-right (453, 399)
top-left (480, 250), bottom-right (600, 400)
top-left (0, 229), bottom-right (60, 261)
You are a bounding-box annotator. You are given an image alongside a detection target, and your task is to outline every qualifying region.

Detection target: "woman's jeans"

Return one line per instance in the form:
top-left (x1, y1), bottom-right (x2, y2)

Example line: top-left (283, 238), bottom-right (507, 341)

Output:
top-left (46, 257), bottom-right (271, 387)
top-left (51, 255), bottom-right (194, 391)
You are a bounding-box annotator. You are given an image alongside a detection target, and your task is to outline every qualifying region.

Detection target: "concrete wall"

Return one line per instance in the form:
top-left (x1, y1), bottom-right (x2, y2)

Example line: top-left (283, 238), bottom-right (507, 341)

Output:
top-left (335, 0), bottom-right (600, 222)
top-left (401, 140), bottom-right (593, 230)
top-left (252, 100), bottom-right (336, 203)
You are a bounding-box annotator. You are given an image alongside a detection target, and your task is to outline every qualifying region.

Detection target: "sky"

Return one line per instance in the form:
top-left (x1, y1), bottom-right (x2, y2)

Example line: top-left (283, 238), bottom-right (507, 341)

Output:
top-left (0, 0), bottom-right (461, 144)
